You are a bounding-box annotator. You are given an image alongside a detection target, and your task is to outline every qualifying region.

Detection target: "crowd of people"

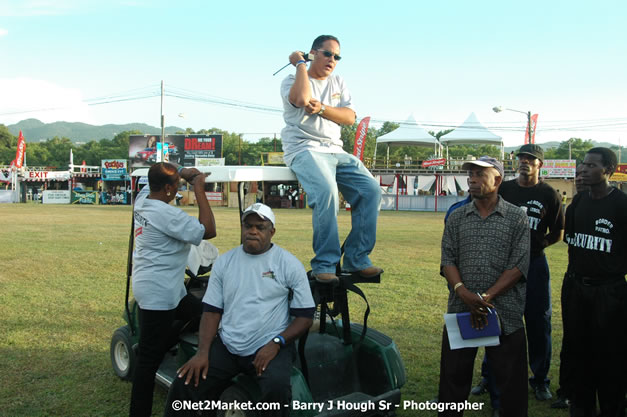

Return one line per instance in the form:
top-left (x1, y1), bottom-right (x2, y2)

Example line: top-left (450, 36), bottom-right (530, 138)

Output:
top-left (127, 34), bottom-right (626, 417)
top-left (439, 147), bottom-right (626, 417)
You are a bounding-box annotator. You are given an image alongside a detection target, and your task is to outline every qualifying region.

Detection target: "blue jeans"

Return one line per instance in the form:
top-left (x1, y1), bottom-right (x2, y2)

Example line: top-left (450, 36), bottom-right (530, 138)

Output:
top-left (288, 151), bottom-right (381, 274)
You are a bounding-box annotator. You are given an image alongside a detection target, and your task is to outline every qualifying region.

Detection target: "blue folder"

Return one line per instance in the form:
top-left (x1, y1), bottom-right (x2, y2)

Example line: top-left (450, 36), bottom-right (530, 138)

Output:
top-left (456, 310), bottom-right (501, 340)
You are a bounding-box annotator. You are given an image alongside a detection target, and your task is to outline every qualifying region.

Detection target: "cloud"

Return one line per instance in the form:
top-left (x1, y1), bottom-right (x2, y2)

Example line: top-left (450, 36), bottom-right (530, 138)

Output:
top-left (0, 0), bottom-right (148, 17)
top-left (0, 0), bottom-right (68, 16)
top-left (0, 78), bottom-right (94, 125)
top-left (0, 28), bottom-right (7, 37)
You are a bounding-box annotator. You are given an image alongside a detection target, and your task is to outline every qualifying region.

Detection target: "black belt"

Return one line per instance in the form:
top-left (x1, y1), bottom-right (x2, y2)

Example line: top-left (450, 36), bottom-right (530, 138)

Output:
top-left (567, 271), bottom-right (625, 287)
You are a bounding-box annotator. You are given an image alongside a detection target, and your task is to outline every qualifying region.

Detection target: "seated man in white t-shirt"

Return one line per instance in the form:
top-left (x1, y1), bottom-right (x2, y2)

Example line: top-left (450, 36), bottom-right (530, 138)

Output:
top-left (164, 203), bottom-right (315, 417)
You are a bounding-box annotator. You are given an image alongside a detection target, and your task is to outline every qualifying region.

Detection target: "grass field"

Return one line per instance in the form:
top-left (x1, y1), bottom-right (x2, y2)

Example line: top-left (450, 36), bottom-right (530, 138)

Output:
top-left (0, 203), bottom-right (570, 416)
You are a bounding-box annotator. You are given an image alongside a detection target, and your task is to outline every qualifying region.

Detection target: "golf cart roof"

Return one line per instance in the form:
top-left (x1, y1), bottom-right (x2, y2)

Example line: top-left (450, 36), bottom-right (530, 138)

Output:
top-left (130, 165), bottom-right (297, 183)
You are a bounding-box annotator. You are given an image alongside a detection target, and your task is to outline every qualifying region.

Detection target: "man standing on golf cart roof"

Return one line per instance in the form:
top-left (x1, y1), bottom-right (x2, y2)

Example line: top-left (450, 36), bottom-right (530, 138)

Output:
top-left (164, 203), bottom-right (315, 417)
top-left (280, 34), bottom-right (382, 284)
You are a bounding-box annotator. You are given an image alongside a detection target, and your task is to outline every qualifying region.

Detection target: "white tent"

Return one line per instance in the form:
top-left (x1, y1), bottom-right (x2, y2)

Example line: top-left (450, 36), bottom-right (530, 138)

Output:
top-left (439, 113), bottom-right (504, 159)
top-left (442, 175), bottom-right (457, 195)
top-left (374, 115), bottom-right (441, 165)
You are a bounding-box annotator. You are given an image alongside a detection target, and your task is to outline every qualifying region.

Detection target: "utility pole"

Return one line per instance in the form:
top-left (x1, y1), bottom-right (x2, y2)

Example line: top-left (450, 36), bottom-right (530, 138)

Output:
top-left (569, 139), bottom-right (573, 160)
top-left (160, 80), bottom-right (165, 162)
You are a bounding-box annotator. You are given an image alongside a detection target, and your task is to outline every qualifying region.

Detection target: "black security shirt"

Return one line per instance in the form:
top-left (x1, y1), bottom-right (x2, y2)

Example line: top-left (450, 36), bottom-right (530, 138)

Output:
top-left (499, 179), bottom-right (564, 257)
top-left (564, 188), bottom-right (627, 278)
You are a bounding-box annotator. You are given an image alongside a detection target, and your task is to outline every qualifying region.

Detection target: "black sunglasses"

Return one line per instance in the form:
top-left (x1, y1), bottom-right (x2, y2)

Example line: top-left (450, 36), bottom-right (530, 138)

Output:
top-left (317, 49), bottom-right (341, 61)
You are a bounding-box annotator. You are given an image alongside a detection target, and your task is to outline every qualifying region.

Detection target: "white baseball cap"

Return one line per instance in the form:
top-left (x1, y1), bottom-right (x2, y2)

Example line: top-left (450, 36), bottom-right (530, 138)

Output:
top-left (242, 203), bottom-right (275, 226)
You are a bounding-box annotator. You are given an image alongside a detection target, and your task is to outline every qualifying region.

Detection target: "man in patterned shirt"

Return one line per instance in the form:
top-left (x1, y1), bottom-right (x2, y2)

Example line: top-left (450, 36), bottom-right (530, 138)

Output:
top-left (438, 156), bottom-right (530, 417)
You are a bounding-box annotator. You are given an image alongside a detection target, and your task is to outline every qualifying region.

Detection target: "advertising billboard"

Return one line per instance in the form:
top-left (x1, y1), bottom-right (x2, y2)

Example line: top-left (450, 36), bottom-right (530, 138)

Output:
top-left (101, 159), bottom-right (129, 181)
top-left (129, 135), bottom-right (223, 168)
top-left (540, 159), bottom-right (576, 178)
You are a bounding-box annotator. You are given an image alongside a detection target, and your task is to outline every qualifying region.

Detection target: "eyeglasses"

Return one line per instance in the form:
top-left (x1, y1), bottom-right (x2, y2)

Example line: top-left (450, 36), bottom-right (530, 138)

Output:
top-left (317, 49), bottom-right (341, 61)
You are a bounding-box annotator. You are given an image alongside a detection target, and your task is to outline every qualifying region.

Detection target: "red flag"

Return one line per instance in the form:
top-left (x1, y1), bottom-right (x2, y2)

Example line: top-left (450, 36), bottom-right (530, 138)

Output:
top-left (524, 114), bottom-right (539, 144)
top-left (15, 131), bottom-right (26, 168)
top-left (352, 117), bottom-right (370, 161)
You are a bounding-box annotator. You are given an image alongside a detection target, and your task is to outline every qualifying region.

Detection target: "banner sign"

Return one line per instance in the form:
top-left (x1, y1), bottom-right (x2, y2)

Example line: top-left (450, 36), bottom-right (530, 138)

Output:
top-left (266, 152), bottom-right (284, 165)
top-left (610, 172), bottom-right (627, 182)
top-left (195, 158), bottom-right (226, 167)
top-left (129, 135), bottom-right (223, 168)
top-left (540, 159), bottom-right (576, 178)
top-left (422, 158), bottom-right (447, 168)
top-left (205, 192), bottom-right (223, 202)
top-left (524, 114), bottom-right (539, 145)
top-left (352, 116), bottom-right (370, 161)
top-left (15, 131), bottom-right (26, 169)
top-left (24, 171), bottom-right (71, 181)
top-left (71, 190), bottom-right (98, 204)
top-left (182, 135), bottom-right (222, 166)
top-left (101, 191), bottom-right (128, 204)
top-left (42, 190), bottom-right (71, 204)
top-left (101, 159), bottom-right (129, 181)
top-left (610, 164), bottom-right (627, 182)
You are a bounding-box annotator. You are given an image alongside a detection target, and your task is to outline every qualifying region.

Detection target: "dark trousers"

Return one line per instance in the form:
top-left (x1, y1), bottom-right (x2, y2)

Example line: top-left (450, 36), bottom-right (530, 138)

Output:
top-left (438, 326), bottom-right (528, 417)
top-left (164, 335), bottom-right (295, 417)
top-left (130, 294), bottom-right (202, 417)
top-left (557, 273), bottom-right (576, 401)
top-left (479, 355), bottom-right (500, 409)
top-left (476, 255), bottom-right (552, 407)
top-left (562, 273), bottom-right (626, 417)
top-left (525, 255), bottom-right (552, 387)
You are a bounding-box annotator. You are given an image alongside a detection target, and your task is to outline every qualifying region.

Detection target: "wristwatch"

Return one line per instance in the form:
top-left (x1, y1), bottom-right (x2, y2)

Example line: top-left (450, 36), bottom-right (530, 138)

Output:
top-left (273, 335), bottom-right (285, 347)
top-left (318, 104), bottom-right (326, 116)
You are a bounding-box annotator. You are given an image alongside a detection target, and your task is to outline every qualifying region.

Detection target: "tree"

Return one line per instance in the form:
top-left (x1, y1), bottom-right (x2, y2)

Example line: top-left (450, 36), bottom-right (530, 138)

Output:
top-left (340, 119), bottom-right (379, 158)
top-left (0, 124), bottom-right (16, 149)
top-left (370, 121), bottom-right (400, 162)
top-left (543, 138), bottom-right (594, 164)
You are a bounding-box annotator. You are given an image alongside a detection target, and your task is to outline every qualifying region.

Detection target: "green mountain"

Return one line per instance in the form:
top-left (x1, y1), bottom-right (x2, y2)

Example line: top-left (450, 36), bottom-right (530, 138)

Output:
top-left (7, 119), bottom-right (185, 143)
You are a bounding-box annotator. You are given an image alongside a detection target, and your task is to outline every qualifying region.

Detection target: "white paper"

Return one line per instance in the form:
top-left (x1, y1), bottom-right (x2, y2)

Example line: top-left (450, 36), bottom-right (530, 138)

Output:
top-left (444, 313), bottom-right (500, 350)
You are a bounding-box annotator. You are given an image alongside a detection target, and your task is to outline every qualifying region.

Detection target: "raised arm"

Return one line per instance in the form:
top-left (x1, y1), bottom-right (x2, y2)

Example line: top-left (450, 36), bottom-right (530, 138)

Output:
top-left (288, 51), bottom-right (312, 108)
top-left (180, 168), bottom-right (216, 240)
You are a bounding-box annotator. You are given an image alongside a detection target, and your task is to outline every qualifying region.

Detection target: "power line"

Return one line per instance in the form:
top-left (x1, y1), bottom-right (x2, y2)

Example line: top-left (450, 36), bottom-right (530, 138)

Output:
top-left (2, 83), bottom-right (627, 135)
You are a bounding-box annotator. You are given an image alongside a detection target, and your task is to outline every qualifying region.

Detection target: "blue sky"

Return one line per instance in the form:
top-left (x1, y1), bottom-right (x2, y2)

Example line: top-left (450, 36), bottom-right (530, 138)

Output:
top-left (1, 0), bottom-right (626, 148)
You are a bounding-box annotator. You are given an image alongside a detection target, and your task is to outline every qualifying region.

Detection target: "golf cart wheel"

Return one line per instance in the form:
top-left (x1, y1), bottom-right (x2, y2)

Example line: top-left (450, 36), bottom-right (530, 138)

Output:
top-left (218, 384), bottom-right (257, 417)
top-left (110, 325), bottom-right (136, 381)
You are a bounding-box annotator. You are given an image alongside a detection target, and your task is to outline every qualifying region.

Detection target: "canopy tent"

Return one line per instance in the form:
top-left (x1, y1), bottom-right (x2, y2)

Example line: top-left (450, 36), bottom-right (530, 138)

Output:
top-left (439, 112), bottom-right (504, 159)
top-left (454, 175), bottom-right (469, 192)
top-left (374, 116), bottom-right (441, 166)
top-left (416, 175), bottom-right (436, 191)
top-left (442, 175), bottom-right (457, 195)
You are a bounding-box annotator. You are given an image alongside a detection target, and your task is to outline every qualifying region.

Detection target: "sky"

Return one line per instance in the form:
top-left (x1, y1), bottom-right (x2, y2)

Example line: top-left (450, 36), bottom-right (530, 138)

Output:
top-left (1, 0), bottom-right (626, 148)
